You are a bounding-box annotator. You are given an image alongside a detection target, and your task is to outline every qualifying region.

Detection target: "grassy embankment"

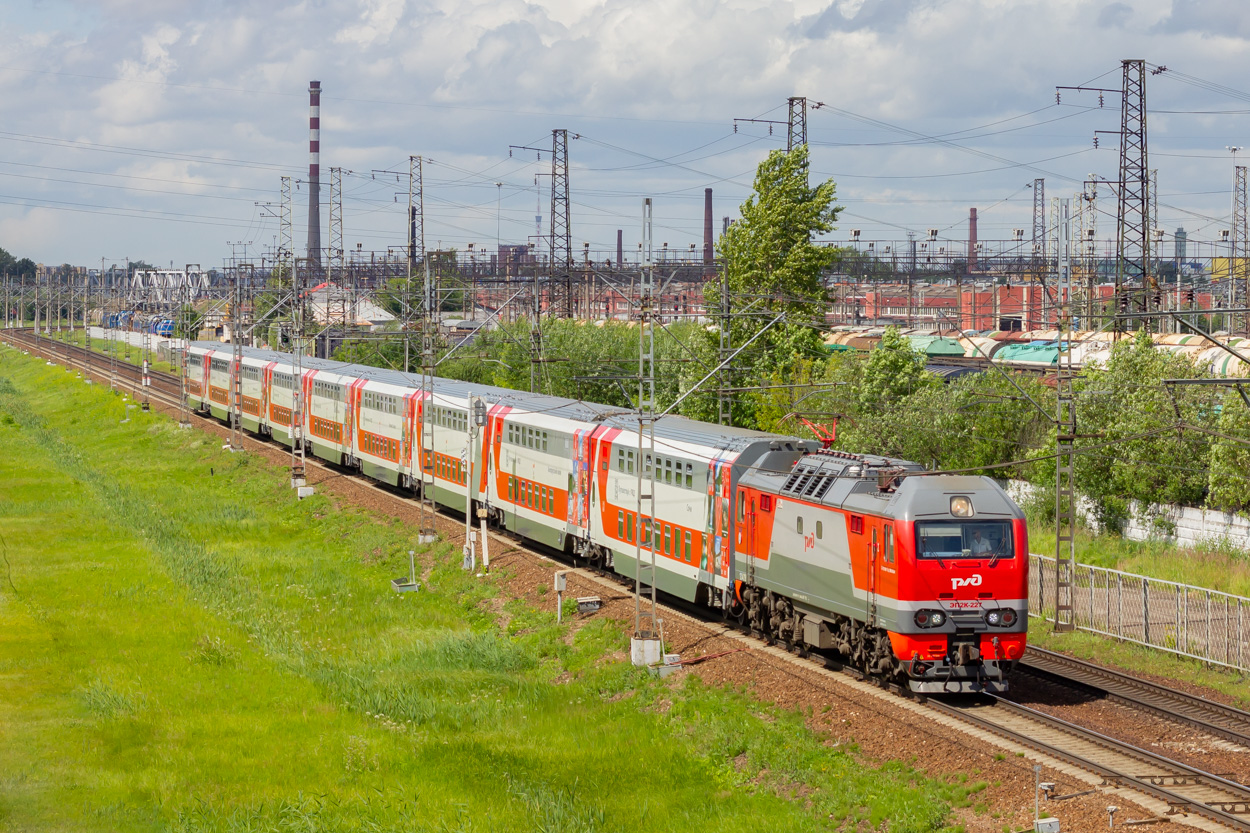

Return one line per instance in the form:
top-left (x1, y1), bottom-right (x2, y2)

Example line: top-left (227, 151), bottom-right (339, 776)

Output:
top-left (0, 346), bottom-right (977, 833)
top-left (1027, 522), bottom-right (1250, 707)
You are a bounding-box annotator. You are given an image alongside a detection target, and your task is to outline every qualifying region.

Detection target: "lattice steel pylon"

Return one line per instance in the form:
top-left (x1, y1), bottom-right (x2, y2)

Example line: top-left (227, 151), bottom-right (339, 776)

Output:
top-left (1234, 165), bottom-right (1248, 335)
top-left (327, 167), bottom-right (346, 330)
top-left (290, 258), bottom-right (309, 493)
top-left (417, 231), bottom-right (438, 546)
top-left (1082, 183), bottom-right (1098, 324)
top-left (1114, 59), bottom-right (1150, 331)
top-left (549, 129), bottom-right (573, 318)
top-left (406, 155), bottom-right (424, 372)
top-left (280, 177), bottom-right (293, 269)
top-left (1031, 178), bottom-right (1046, 284)
top-left (229, 265), bottom-right (245, 451)
top-left (632, 196), bottom-right (662, 666)
top-left (717, 275), bottom-right (731, 426)
top-left (787, 96), bottom-right (807, 151)
top-left (1054, 197), bottom-right (1077, 633)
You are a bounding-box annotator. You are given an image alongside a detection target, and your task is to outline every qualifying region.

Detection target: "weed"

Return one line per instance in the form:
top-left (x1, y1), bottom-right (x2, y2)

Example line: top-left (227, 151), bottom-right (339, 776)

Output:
top-left (79, 677), bottom-right (145, 719)
top-left (190, 634), bottom-right (236, 666)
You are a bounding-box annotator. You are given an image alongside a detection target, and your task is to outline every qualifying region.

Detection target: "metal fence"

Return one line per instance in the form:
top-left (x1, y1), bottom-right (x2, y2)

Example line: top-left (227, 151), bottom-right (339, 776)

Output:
top-left (1029, 554), bottom-right (1249, 673)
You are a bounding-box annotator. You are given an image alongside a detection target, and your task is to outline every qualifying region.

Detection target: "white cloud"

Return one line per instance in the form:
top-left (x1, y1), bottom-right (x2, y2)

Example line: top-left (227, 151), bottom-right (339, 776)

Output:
top-left (0, 0), bottom-right (1247, 265)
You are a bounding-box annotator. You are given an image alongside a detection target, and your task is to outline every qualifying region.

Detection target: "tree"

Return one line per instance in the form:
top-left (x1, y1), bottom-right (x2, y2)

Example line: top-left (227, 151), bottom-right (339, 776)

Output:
top-left (855, 327), bottom-right (936, 410)
top-left (1036, 330), bottom-right (1215, 529)
top-left (701, 145), bottom-right (842, 426)
top-left (1207, 393), bottom-right (1250, 514)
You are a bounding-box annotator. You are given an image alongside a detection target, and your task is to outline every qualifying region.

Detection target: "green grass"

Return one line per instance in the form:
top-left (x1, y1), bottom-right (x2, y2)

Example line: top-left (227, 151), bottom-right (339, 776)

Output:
top-left (0, 346), bottom-right (971, 833)
top-left (47, 328), bottom-right (180, 375)
top-left (1027, 522), bottom-right (1250, 705)
top-left (1029, 522), bottom-right (1250, 598)
top-left (1027, 618), bottom-right (1250, 708)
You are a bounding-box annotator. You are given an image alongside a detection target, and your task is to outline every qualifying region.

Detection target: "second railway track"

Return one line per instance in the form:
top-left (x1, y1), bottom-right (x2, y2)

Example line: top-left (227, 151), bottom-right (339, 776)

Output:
top-left (930, 694), bottom-right (1250, 831)
top-left (1019, 646), bottom-right (1250, 749)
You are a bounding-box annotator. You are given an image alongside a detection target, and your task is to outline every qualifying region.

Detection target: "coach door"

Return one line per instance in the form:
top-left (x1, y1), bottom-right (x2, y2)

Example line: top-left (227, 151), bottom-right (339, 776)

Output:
top-left (867, 526), bottom-right (879, 627)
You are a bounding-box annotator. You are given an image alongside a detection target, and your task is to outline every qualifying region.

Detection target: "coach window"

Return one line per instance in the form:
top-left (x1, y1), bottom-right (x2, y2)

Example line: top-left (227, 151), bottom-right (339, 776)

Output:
top-left (664, 525), bottom-right (672, 555)
top-left (797, 517), bottom-right (804, 535)
top-left (626, 514), bottom-right (635, 542)
top-left (816, 521), bottom-right (823, 540)
top-left (684, 530), bottom-right (692, 561)
top-left (643, 519), bottom-right (652, 546)
top-left (618, 510), bottom-right (625, 538)
top-left (627, 451), bottom-right (635, 475)
top-left (685, 463), bottom-right (694, 488)
top-left (617, 449), bottom-right (625, 471)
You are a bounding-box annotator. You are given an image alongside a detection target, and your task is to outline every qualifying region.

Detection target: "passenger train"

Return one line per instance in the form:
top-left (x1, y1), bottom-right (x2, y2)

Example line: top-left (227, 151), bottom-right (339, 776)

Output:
top-left (186, 342), bottom-right (1028, 693)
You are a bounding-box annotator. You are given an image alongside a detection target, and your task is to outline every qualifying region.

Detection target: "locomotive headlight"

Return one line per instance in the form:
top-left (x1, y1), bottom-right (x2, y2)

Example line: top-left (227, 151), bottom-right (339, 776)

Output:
top-left (914, 609), bottom-right (946, 628)
top-left (950, 496), bottom-right (974, 518)
top-left (984, 609), bottom-right (1018, 627)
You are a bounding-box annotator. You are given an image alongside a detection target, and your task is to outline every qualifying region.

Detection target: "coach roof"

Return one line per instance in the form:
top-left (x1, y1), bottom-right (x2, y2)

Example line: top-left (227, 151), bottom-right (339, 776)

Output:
top-left (189, 342), bottom-right (799, 453)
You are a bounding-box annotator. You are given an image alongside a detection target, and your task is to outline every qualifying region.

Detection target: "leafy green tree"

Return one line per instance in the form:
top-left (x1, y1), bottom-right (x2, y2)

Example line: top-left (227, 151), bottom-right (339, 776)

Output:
top-left (1207, 393), bottom-right (1250, 514)
top-left (698, 145), bottom-right (842, 427)
top-left (855, 327), bottom-right (936, 410)
top-left (1036, 331), bottom-right (1215, 528)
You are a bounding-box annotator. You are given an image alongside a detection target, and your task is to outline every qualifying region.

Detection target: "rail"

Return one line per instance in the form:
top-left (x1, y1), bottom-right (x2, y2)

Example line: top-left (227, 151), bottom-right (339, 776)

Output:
top-left (928, 695), bottom-right (1250, 831)
top-left (1020, 646), bottom-right (1250, 747)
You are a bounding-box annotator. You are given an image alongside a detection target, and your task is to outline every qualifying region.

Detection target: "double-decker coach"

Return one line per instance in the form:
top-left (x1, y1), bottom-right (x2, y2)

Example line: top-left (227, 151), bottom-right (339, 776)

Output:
top-left (184, 342), bottom-right (1028, 693)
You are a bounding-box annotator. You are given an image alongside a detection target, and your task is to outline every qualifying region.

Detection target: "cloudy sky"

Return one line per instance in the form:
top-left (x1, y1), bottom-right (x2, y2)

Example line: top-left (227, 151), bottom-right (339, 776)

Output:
top-left (2, 0), bottom-right (1249, 270)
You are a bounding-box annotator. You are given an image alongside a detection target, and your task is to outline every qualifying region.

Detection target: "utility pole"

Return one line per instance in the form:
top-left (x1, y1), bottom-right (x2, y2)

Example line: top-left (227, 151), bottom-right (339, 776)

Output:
top-left (1054, 197), bottom-right (1076, 632)
top-left (140, 281), bottom-right (152, 411)
top-left (328, 166), bottom-right (346, 354)
top-left (787, 96), bottom-right (807, 151)
top-left (717, 272), bottom-right (731, 426)
top-left (550, 129), bottom-right (573, 318)
top-left (228, 264), bottom-right (247, 450)
top-left (1233, 163), bottom-right (1248, 335)
top-left (178, 263), bottom-right (198, 428)
top-left (632, 197), bottom-right (662, 667)
top-left (407, 155), bottom-right (424, 372)
top-left (290, 257), bottom-right (310, 496)
top-left (1031, 178), bottom-right (1046, 321)
top-left (418, 228), bottom-right (438, 547)
top-left (1113, 59), bottom-right (1149, 333)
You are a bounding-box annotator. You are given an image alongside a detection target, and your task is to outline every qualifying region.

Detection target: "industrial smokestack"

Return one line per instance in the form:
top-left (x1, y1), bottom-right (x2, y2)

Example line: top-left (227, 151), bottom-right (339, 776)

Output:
top-left (703, 188), bottom-right (714, 264)
top-left (968, 207), bottom-right (978, 273)
top-left (307, 81), bottom-right (322, 266)
top-left (616, 229), bottom-right (623, 267)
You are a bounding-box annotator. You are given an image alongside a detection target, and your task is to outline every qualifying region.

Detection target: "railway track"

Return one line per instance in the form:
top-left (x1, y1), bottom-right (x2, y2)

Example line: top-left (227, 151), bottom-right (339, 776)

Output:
top-left (930, 695), bottom-right (1250, 830)
top-left (2, 329), bottom-right (184, 403)
top-left (6, 327), bottom-right (1247, 831)
top-left (1020, 646), bottom-right (1250, 749)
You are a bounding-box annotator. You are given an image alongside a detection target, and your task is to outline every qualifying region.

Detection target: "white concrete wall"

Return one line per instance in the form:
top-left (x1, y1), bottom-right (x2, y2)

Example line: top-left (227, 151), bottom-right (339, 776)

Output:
top-left (1007, 479), bottom-right (1250, 552)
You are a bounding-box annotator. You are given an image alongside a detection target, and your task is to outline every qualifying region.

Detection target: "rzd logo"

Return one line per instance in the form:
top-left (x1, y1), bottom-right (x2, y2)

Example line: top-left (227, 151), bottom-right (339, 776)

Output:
top-left (950, 574), bottom-right (983, 591)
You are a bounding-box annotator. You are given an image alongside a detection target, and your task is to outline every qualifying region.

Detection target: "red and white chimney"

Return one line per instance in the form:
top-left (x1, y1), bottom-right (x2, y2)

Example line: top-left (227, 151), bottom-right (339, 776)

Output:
top-left (306, 80), bottom-right (322, 265)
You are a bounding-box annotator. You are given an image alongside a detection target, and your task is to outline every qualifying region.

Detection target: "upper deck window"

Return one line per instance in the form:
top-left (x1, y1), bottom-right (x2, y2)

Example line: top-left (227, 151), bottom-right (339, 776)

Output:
top-left (915, 521), bottom-right (1013, 560)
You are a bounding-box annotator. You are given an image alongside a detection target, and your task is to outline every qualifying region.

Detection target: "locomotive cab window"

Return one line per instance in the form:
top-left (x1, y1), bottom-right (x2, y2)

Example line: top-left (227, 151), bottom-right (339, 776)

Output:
top-left (884, 526), bottom-right (894, 563)
top-left (915, 521), bottom-right (1012, 560)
